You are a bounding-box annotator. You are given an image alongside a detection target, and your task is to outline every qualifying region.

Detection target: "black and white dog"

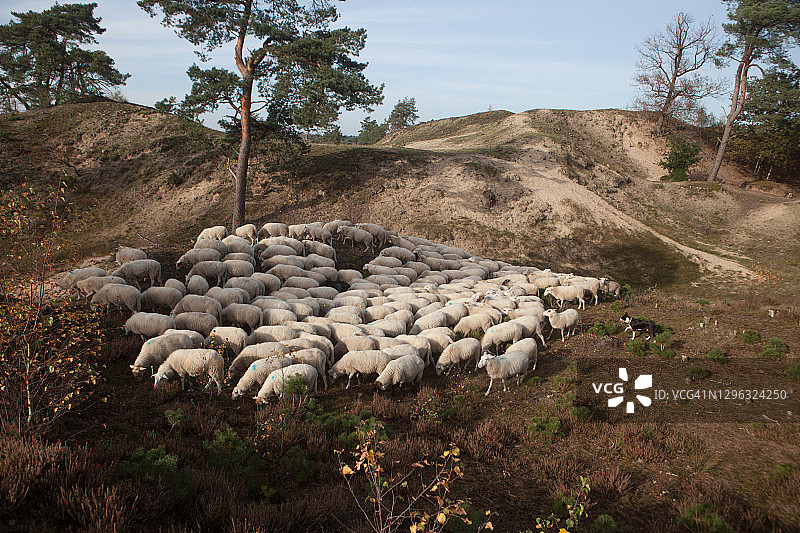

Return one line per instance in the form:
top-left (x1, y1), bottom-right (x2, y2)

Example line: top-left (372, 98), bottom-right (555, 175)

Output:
top-left (620, 312), bottom-right (656, 340)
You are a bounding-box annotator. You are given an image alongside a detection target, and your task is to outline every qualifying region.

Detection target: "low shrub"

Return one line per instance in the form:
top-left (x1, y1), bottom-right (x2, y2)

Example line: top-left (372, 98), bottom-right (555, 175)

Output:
top-left (680, 503), bottom-right (733, 532)
top-left (279, 445), bottom-right (315, 482)
top-left (166, 171), bottom-right (183, 186)
top-left (707, 347), bottom-right (728, 364)
top-left (685, 366), bottom-right (709, 381)
top-left (588, 321), bottom-right (621, 336)
top-left (787, 364), bottom-right (800, 381)
top-left (625, 339), bottom-right (647, 357)
top-left (741, 329), bottom-right (761, 344)
top-left (528, 416), bottom-right (564, 443)
top-left (759, 337), bottom-right (788, 360)
top-left (591, 514), bottom-right (618, 533)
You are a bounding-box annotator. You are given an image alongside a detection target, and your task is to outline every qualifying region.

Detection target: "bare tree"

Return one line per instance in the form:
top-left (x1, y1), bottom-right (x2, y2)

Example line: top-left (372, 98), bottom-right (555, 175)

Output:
top-left (633, 12), bottom-right (724, 135)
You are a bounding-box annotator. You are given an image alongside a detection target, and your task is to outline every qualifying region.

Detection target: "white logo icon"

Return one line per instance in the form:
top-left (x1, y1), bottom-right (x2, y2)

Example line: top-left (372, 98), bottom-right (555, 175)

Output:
top-left (607, 368), bottom-right (652, 413)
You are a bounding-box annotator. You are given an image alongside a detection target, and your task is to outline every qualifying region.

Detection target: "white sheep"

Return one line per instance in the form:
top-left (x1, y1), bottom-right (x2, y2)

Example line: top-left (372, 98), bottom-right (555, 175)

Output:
top-left (130, 332), bottom-right (194, 378)
top-left (453, 313), bottom-right (495, 336)
top-left (172, 311), bottom-right (219, 337)
top-left (235, 223), bottom-right (258, 244)
top-left (368, 318), bottom-right (407, 337)
top-left (329, 350), bottom-right (390, 389)
top-left (302, 226), bottom-right (333, 245)
top-left (177, 247), bottom-right (222, 269)
top-left (478, 350), bottom-right (529, 396)
top-left (231, 356), bottom-right (293, 399)
top-left (207, 286), bottom-right (248, 308)
top-left (355, 223), bottom-right (388, 247)
top-left (57, 266), bottom-right (107, 291)
top-left (506, 338), bottom-right (538, 371)
top-left (186, 261), bottom-right (226, 286)
top-left (186, 274), bottom-right (209, 296)
top-left (481, 321), bottom-right (525, 354)
top-left (337, 225), bottom-right (373, 251)
top-left (562, 276), bottom-right (601, 305)
top-left (228, 342), bottom-right (291, 379)
top-left (543, 285), bottom-right (586, 310)
top-left (221, 303), bottom-right (262, 332)
top-left (509, 315), bottom-right (547, 347)
top-left (248, 325), bottom-right (299, 344)
top-left (395, 334), bottom-right (433, 365)
top-left (91, 283), bottom-right (141, 315)
top-left (116, 247), bottom-right (147, 265)
top-left (224, 259), bottom-right (255, 279)
top-left (290, 348), bottom-right (329, 388)
top-left (223, 252), bottom-right (256, 266)
top-left (381, 343), bottom-right (420, 361)
top-left (171, 294), bottom-right (223, 322)
top-left (409, 310), bottom-right (449, 334)
top-left (196, 225), bottom-right (228, 242)
top-left (542, 308), bottom-right (579, 342)
top-left (380, 246), bottom-right (416, 263)
top-left (375, 354), bottom-right (425, 390)
top-left (599, 277), bottom-right (621, 298)
top-left (153, 348), bottom-right (225, 393)
top-left (225, 277), bottom-right (265, 300)
top-left (417, 330), bottom-right (453, 359)
top-left (163, 328), bottom-right (205, 348)
top-left (124, 312), bottom-right (176, 340)
top-left (206, 326), bottom-right (249, 356)
top-left (436, 338), bottom-right (481, 374)
top-left (164, 278), bottom-right (187, 296)
top-left (261, 308), bottom-right (298, 326)
top-left (254, 363), bottom-right (319, 402)
top-left (194, 238), bottom-right (228, 257)
top-left (259, 222), bottom-right (289, 238)
top-left (111, 259), bottom-right (162, 289)
top-left (140, 286), bottom-right (183, 312)
top-left (75, 275), bottom-right (125, 302)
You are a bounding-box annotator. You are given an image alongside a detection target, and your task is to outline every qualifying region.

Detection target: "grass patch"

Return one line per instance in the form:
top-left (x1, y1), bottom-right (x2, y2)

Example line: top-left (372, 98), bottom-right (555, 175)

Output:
top-left (588, 321), bottom-right (621, 336)
top-left (625, 339), bottom-right (647, 357)
top-left (707, 347), bottom-right (728, 364)
top-left (760, 337), bottom-right (789, 360)
top-left (741, 329), bottom-right (761, 344)
top-left (685, 366), bottom-right (709, 381)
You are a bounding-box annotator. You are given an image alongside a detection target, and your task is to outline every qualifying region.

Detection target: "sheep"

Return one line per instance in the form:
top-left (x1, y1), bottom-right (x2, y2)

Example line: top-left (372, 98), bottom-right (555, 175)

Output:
top-left (260, 244), bottom-right (298, 262)
top-left (380, 246), bottom-right (415, 263)
top-left (599, 277), bottom-right (621, 298)
top-left (124, 312), bottom-right (175, 339)
top-left (337, 225), bottom-right (373, 251)
top-left (370, 255), bottom-right (403, 269)
top-left (221, 303), bottom-right (262, 332)
top-left (287, 224), bottom-right (309, 240)
top-left (267, 263), bottom-right (305, 281)
top-left (506, 338), bottom-right (538, 371)
top-left (171, 294), bottom-right (223, 322)
top-left (334, 335), bottom-right (378, 358)
top-left (283, 276), bottom-right (319, 291)
top-left (91, 283), bottom-right (141, 315)
top-left (194, 238), bottom-right (228, 257)
top-left (562, 276), bottom-right (601, 305)
top-left (368, 318), bottom-right (407, 338)
top-left (481, 322), bottom-right (525, 354)
top-left (542, 308), bottom-right (579, 342)
top-left (75, 275), bottom-right (125, 302)
top-left (130, 332), bottom-right (194, 378)
top-left (478, 350), bottom-right (529, 396)
top-left (254, 364), bottom-right (318, 402)
top-left (116, 247), bottom-right (147, 265)
top-left (165, 278), bottom-right (187, 296)
top-left (290, 348), bottom-right (329, 389)
top-left (207, 286), bottom-right (248, 308)
top-left (153, 348), bottom-right (224, 393)
top-left (231, 356), bottom-right (293, 399)
top-left (329, 350), bottom-right (391, 389)
top-left (302, 226), bottom-right (333, 245)
top-left (163, 328), bottom-right (205, 348)
top-left (416, 331), bottom-right (453, 360)
top-left (235, 223), bottom-right (257, 244)
top-left (228, 342), bottom-right (291, 380)
top-left (510, 315), bottom-right (547, 347)
top-left (248, 325), bottom-right (298, 345)
top-left (197, 225), bottom-right (228, 242)
top-left (385, 309), bottom-right (414, 329)
top-left (261, 308), bottom-right (297, 326)
top-left (453, 313), bottom-right (496, 337)
top-left (435, 338), bottom-right (481, 375)
top-left (259, 222), bottom-right (289, 238)
top-left (225, 277), bottom-right (265, 300)
top-left (409, 310), bottom-right (449, 334)
top-left (387, 235), bottom-right (417, 253)
top-left (382, 343), bottom-right (420, 361)
top-left (543, 285), bottom-right (586, 310)
top-left (337, 269), bottom-right (363, 284)
top-left (440, 303), bottom-right (469, 327)
top-left (206, 326), bottom-right (249, 356)
top-left (140, 286), bottom-right (183, 312)
top-left (57, 266), bottom-right (107, 291)
top-left (394, 335), bottom-right (433, 365)
top-left (173, 312), bottom-right (219, 337)
top-left (224, 259), bottom-right (255, 279)
top-left (375, 354), bottom-right (425, 390)
top-left (251, 273), bottom-right (281, 294)
top-left (186, 275), bottom-right (209, 296)
top-left (186, 261), bottom-right (226, 286)
top-left (110, 259), bottom-right (162, 289)
top-left (355, 223), bottom-right (388, 247)
top-left (223, 252), bottom-right (256, 266)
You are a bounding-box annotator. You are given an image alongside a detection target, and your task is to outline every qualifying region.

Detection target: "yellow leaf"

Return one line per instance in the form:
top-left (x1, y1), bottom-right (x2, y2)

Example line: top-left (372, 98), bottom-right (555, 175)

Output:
top-left (340, 465), bottom-right (354, 475)
top-left (437, 513), bottom-right (446, 524)
top-left (485, 522), bottom-right (493, 530)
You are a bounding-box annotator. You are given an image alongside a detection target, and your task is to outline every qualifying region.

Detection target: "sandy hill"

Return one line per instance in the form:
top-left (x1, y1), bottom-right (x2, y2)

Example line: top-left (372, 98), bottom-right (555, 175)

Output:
top-left (2, 102), bottom-right (798, 293)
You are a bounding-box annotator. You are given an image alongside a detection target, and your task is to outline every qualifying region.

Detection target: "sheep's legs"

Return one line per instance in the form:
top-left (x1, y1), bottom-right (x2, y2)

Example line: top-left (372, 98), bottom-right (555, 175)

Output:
top-left (346, 374), bottom-right (353, 389)
top-left (561, 329), bottom-right (566, 342)
top-left (501, 378), bottom-right (508, 392)
top-left (538, 332), bottom-right (547, 348)
top-left (484, 378), bottom-right (494, 396)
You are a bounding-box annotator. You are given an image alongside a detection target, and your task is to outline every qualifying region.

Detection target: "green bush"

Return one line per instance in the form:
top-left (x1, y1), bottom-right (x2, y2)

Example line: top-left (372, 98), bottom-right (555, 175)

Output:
top-left (685, 366), bottom-right (709, 381)
top-left (279, 445), bottom-right (315, 482)
top-left (528, 416), bottom-right (563, 442)
top-left (116, 445), bottom-right (178, 479)
top-left (570, 405), bottom-right (591, 419)
top-left (695, 298), bottom-right (710, 306)
top-left (652, 330), bottom-right (675, 358)
top-left (588, 321), bottom-right (621, 336)
top-left (283, 375), bottom-right (310, 397)
top-left (659, 135), bottom-right (701, 181)
top-left (759, 337), bottom-right (788, 360)
top-left (625, 339), bottom-right (647, 357)
top-left (680, 503), bottom-right (733, 532)
top-left (707, 347), bottom-right (728, 364)
top-left (787, 364), bottom-right (800, 381)
top-left (591, 514), bottom-right (618, 533)
top-left (741, 329), bottom-right (761, 344)
top-left (166, 171), bottom-right (183, 186)
top-left (203, 427), bottom-right (264, 497)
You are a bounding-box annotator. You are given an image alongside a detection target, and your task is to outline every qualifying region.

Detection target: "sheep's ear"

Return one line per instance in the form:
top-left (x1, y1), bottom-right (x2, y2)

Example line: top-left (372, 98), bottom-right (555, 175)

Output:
top-left (129, 364), bottom-right (135, 369)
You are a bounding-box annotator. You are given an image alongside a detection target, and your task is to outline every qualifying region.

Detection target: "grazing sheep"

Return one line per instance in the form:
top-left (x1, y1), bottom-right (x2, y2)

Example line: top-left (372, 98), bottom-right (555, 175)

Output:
top-left (75, 275), bottom-right (125, 302)
top-left (380, 246), bottom-right (416, 263)
top-left (509, 315), bottom-right (547, 347)
top-left (207, 286), bottom-right (248, 307)
top-left (248, 325), bottom-right (298, 344)
top-left (290, 348), bottom-right (329, 388)
top-left (225, 277), bottom-right (265, 300)
top-left (478, 350), bottom-right (529, 396)
top-left (171, 294), bottom-right (223, 322)
top-left (259, 222), bottom-right (289, 238)
top-left (267, 263), bottom-right (306, 281)
top-left (228, 342), bottom-right (291, 380)
top-left (436, 338), bottom-right (481, 375)
top-left (164, 278), bottom-right (187, 296)
top-left (224, 259), bottom-right (255, 279)
top-left (223, 252), bottom-right (256, 266)
top-left (124, 312), bottom-right (175, 340)
top-left (481, 322), bottom-right (525, 354)
top-left (194, 238), bottom-right (228, 257)
top-left (302, 226), bottom-right (333, 245)
top-left (329, 350), bottom-right (390, 389)
top-left (221, 303), bottom-right (262, 332)
top-left (116, 247), bottom-right (147, 265)
top-left (562, 276), bottom-right (601, 305)
top-left (409, 311), bottom-right (449, 334)
top-left (131, 332), bottom-right (194, 378)
top-left (355, 223), bottom-right (388, 247)
top-left (453, 313), bottom-right (496, 336)
top-left (235, 223), bottom-right (258, 244)
top-left (197, 225), bottom-right (228, 242)
top-left (91, 283), bottom-right (141, 314)
top-left (186, 260), bottom-right (226, 286)
top-left (288, 224), bottom-right (309, 240)
top-left (57, 266), bottom-right (107, 291)
top-left (153, 348), bottom-right (224, 393)
top-left (334, 335), bottom-right (378, 358)
top-left (186, 274), bottom-right (209, 295)
top-left (163, 328), bottom-right (205, 348)
top-left (599, 277), bottom-right (621, 298)
top-left (395, 335), bottom-right (433, 365)
top-left (173, 312), bottom-right (219, 337)
top-left (231, 356), bottom-right (293, 399)
top-left (261, 308), bottom-right (297, 326)
top-left (260, 245), bottom-right (299, 262)
top-left (506, 338), bottom-right (538, 371)
top-left (177, 247), bottom-right (222, 269)
top-left (542, 308), bottom-right (579, 342)
top-left (254, 363), bottom-right (318, 402)
top-left (368, 318), bottom-right (407, 338)
top-left (140, 286), bottom-right (183, 312)
top-left (337, 225), bottom-right (374, 251)
top-left (382, 343), bottom-right (420, 361)
top-left (416, 331), bottom-right (453, 360)
top-left (110, 259), bottom-right (162, 289)
top-left (543, 285), bottom-right (586, 310)
top-left (375, 354), bottom-right (425, 390)
top-left (251, 272), bottom-right (281, 294)
top-left (206, 326), bottom-right (249, 356)
top-left (440, 303), bottom-right (469, 327)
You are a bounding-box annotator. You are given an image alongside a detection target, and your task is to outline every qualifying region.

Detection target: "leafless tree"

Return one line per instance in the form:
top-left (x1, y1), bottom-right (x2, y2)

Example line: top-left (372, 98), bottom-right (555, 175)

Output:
top-left (633, 12), bottom-right (724, 135)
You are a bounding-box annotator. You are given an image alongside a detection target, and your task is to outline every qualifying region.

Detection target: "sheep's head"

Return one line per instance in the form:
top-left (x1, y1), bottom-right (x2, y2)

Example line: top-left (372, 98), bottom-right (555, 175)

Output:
top-left (542, 309), bottom-right (556, 319)
top-left (435, 363), bottom-right (445, 376)
top-left (153, 372), bottom-right (168, 389)
top-left (253, 395), bottom-right (268, 405)
top-left (231, 388), bottom-right (242, 400)
top-left (543, 287), bottom-right (554, 297)
top-left (477, 352), bottom-right (495, 368)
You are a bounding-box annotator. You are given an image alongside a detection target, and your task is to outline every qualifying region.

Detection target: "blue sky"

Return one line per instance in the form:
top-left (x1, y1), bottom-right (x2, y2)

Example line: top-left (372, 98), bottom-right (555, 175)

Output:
top-left (3, 0), bottom-right (735, 134)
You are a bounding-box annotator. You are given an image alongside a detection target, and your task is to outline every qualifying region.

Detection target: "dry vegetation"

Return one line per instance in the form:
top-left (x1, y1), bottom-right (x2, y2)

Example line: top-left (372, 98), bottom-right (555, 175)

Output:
top-left (0, 102), bottom-right (798, 532)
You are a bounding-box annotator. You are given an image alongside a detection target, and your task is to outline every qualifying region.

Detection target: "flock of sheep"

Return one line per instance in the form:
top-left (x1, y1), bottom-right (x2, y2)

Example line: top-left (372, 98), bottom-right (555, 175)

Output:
top-left (56, 220), bottom-right (620, 399)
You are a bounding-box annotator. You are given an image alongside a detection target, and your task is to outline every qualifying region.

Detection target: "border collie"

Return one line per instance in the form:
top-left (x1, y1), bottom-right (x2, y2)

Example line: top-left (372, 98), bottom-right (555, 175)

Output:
top-left (620, 312), bottom-right (656, 340)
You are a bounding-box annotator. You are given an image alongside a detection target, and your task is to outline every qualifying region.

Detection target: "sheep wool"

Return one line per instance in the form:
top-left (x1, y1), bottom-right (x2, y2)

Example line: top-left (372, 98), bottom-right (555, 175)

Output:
top-left (375, 354), bottom-right (425, 390)
top-left (228, 342), bottom-right (291, 379)
top-left (124, 312), bottom-right (175, 339)
top-left (131, 332), bottom-right (194, 378)
top-left (329, 350), bottom-right (391, 389)
top-left (231, 356), bottom-right (293, 399)
top-left (255, 363), bottom-right (319, 402)
top-left (478, 350), bottom-right (529, 396)
top-left (153, 348), bottom-right (224, 393)
top-left (436, 338), bottom-right (481, 375)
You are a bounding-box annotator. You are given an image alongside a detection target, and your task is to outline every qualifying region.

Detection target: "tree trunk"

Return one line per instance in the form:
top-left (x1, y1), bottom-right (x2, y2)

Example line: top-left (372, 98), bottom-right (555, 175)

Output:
top-left (708, 46), bottom-right (753, 182)
top-left (233, 76), bottom-right (254, 230)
